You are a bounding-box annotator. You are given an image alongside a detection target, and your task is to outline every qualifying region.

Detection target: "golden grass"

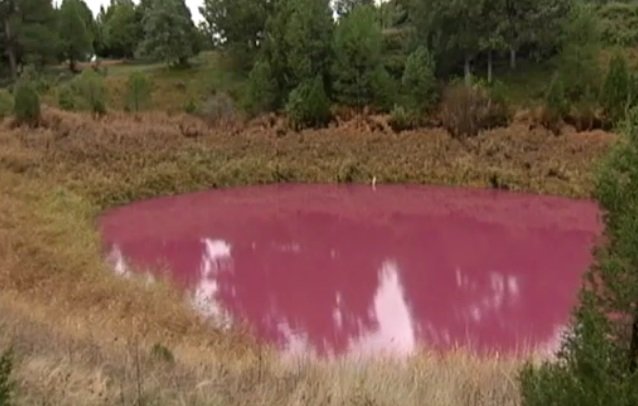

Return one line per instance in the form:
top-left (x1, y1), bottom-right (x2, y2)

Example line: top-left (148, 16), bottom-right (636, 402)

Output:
top-left (0, 108), bottom-right (615, 404)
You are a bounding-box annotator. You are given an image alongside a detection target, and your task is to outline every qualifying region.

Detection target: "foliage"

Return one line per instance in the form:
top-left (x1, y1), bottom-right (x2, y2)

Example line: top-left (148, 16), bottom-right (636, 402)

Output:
top-left (601, 53), bottom-right (633, 125)
top-left (13, 80), bottom-right (40, 125)
top-left (138, 0), bottom-right (198, 67)
top-left (520, 106), bottom-right (638, 406)
top-left (198, 92), bottom-right (237, 125)
top-left (102, 0), bottom-right (140, 58)
top-left (0, 348), bottom-right (14, 406)
top-left (559, 4), bottom-right (601, 103)
top-left (199, 0), bottom-right (269, 70)
top-left (598, 2), bottom-right (638, 47)
top-left (58, 0), bottom-right (94, 71)
top-left (57, 84), bottom-right (76, 111)
top-left (334, 0), bottom-right (373, 17)
top-left (332, 5), bottom-right (391, 109)
top-left (402, 46), bottom-right (437, 113)
top-left (245, 59), bottom-right (278, 115)
top-left (440, 82), bottom-right (491, 138)
top-left (0, 90), bottom-right (13, 119)
top-left (388, 104), bottom-right (418, 132)
top-left (125, 72), bottom-right (152, 112)
top-left (541, 75), bottom-right (569, 134)
top-left (72, 69), bottom-right (107, 115)
top-left (285, 76), bottom-right (331, 130)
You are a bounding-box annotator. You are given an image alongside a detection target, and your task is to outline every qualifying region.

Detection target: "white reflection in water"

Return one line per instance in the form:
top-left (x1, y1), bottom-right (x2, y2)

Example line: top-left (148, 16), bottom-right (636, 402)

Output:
top-left (457, 269), bottom-right (521, 324)
top-left (106, 244), bottom-right (130, 277)
top-left (347, 260), bottom-right (416, 357)
top-left (191, 238), bottom-right (233, 325)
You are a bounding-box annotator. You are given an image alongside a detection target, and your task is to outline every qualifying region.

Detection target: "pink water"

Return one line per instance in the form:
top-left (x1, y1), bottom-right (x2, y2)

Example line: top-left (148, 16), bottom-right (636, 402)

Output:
top-left (100, 184), bottom-right (602, 357)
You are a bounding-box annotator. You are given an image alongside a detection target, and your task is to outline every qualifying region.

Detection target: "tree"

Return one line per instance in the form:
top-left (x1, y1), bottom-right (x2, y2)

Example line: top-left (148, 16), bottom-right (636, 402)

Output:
top-left (332, 5), bottom-right (392, 109)
top-left (199, 0), bottom-right (269, 70)
top-left (334, 0), bottom-right (373, 18)
top-left (520, 106), bottom-right (638, 405)
top-left (138, 0), bottom-right (198, 67)
top-left (402, 46), bottom-right (437, 112)
top-left (102, 0), bottom-right (140, 58)
top-left (13, 78), bottom-right (40, 125)
top-left (58, 0), bottom-right (93, 72)
top-left (286, 75), bottom-right (331, 130)
top-left (125, 72), bottom-right (152, 112)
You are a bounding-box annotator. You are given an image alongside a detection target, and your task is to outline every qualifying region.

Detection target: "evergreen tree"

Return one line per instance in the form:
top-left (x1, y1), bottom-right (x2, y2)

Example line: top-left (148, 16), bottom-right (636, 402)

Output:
top-left (58, 0), bottom-right (93, 72)
top-left (334, 0), bottom-right (374, 18)
top-left (332, 5), bottom-right (390, 109)
top-left (402, 46), bottom-right (437, 112)
top-left (521, 106), bottom-right (638, 405)
top-left (138, 0), bottom-right (198, 67)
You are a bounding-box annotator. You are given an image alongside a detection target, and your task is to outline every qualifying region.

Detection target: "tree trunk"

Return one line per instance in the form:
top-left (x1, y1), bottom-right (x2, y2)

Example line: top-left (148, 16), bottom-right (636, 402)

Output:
top-left (509, 47), bottom-right (517, 70)
top-left (487, 49), bottom-right (493, 84)
top-left (69, 57), bottom-right (77, 73)
top-left (464, 56), bottom-right (471, 85)
top-left (630, 309), bottom-right (638, 373)
top-left (3, 17), bottom-right (17, 81)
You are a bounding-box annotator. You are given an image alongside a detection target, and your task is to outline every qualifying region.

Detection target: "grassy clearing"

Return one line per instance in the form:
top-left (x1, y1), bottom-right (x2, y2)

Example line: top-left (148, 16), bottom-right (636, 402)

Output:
top-left (0, 108), bottom-right (615, 404)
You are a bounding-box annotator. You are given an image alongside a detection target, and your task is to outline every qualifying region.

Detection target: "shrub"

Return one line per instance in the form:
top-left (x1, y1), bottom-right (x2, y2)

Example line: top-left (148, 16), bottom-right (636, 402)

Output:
top-left (184, 97), bottom-right (198, 114)
top-left (0, 348), bottom-right (14, 406)
top-left (13, 80), bottom-right (40, 126)
top-left (402, 46), bottom-right (437, 112)
top-left (57, 84), bottom-right (76, 111)
top-left (198, 92), bottom-right (237, 125)
top-left (245, 60), bottom-right (279, 115)
top-left (388, 105), bottom-right (418, 132)
top-left (285, 76), bottom-right (331, 130)
top-left (601, 53), bottom-right (633, 125)
top-left (0, 89), bottom-right (13, 119)
top-left (540, 75), bottom-right (569, 134)
top-left (484, 81), bottom-right (512, 129)
top-left (125, 72), bottom-right (152, 112)
top-left (440, 82), bottom-right (490, 138)
top-left (72, 69), bottom-right (107, 116)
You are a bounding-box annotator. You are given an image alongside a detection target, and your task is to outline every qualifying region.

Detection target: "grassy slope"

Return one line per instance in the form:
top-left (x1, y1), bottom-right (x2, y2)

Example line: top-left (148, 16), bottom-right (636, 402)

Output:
top-left (0, 106), bottom-right (614, 404)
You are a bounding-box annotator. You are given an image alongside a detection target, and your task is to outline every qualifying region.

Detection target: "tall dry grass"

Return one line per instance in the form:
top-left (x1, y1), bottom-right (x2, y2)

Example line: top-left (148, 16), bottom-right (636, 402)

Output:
top-left (0, 108), bottom-right (615, 404)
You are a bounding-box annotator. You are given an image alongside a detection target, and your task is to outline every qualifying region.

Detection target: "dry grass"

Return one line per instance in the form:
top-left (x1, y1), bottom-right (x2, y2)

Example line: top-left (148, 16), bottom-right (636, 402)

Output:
top-left (0, 108), bottom-right (615, 404)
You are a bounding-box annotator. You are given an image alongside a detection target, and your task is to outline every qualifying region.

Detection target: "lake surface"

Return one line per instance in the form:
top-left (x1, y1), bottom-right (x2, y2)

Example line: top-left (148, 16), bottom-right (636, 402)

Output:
top-left (100, 184), bottom-right (601, 357)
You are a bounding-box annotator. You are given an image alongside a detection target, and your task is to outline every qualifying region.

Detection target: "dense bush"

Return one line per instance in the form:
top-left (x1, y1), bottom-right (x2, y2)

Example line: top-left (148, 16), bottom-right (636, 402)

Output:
top-left (0, 348), bottom-right (13, 406)
top-left (125, 72), bottom-right (152, 112)
top-left (388, 105), bottom-right (417, 132)
top-left (601, 53), bottom-right (633, 125)
top-left (285, 76), bottom-right (331, 130)
top-left (0, 90), bottom-right (13, 119)
top-left (520, 106), bottom-right (638, 406)
top-left (440, 82), bottom-right (489, 137)
top-left (57, 84), bottom-right (76, 111)
top-left (402, 46), bottom-right (437, 113)
top-left (598, 2), bottom-right (638, 47)
top-left (72, 69), bottom-right (107, 116)
top-left (13, 80), bottom-right (40, 126)
top-left (540, 76), bottom-right (569, 134)
top-left (245, 60), bottom-right (279, 115)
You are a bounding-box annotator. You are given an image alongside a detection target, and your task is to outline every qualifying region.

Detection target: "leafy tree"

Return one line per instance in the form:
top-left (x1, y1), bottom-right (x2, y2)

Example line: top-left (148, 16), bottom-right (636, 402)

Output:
top-left (103, 0), bottom-right (140, 58)
top-left (125, 72), bottom-right (152, 112)
top-left (58, 0), bottom-right (93, 72)
top-left (520, 105), bottom-right (638, 406)
top-left (199, 0), bottom-right (269, 70)
top-left (332, 5), bottom-right (391, 109)
top-left (334, 0), bottom-right (373, 18)
top-left (402, 46), bottom-right (437, 112)
top-left (559, 4), bottom-right (601, 102)
top-left (13, 79), bottom-right (40, 125)
top-left (601, 53), bottom-right (633, 125)
top-left (138, 0), bottom-right (198, 67)
top-left (0, 0), bottom-right (59, 80)
top-left (286, 75), bottom-right (331, 130)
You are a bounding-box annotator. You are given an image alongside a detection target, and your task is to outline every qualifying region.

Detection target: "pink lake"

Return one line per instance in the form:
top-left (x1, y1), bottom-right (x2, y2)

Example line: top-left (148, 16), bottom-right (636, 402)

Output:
top-left (99, 184), bottom-right (602, 357)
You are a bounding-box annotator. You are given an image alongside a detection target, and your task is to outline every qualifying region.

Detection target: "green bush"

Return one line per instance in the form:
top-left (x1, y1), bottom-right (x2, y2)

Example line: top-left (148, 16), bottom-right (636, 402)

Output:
top-left (541, 75), bottom-right (569, 134)
top-left (601, 53), bottom-right (633, 125)
top-left (72, 69), bottom-right (107, 115)
top-left (125, 72), bottom-right (152, 112)
top-left (285, 76), bottom-right (331, 130)
top-left (402, 46), bottom-right (437, 112)
top-left (388, 105), bottom-right (418, 132)
top-left (0, 90), bottom-right (13, 119)
top-left (13, 81), bottom-right (40, 126)
top-left (245, 60), bottom-right (279, 115)
top-left (0, 348), bottom-right (14, 406)
top-left (57, 84), bottom-right (76, 111)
